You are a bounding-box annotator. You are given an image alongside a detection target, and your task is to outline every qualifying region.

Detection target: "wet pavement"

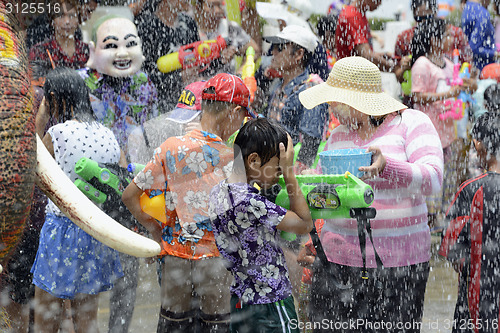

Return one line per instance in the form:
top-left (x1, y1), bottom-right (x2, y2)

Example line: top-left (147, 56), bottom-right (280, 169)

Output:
top-left (97, 236), bottom-right (458, 332)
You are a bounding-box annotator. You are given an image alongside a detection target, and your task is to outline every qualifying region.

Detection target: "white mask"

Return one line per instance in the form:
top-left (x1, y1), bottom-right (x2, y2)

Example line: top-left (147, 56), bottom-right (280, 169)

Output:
top-left (87, 18), bottom-right (145, 77)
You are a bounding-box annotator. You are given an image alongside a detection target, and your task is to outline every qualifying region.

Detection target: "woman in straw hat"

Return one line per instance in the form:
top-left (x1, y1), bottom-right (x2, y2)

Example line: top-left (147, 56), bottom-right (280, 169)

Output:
top-left (299, 56), bottom-right (444, 331)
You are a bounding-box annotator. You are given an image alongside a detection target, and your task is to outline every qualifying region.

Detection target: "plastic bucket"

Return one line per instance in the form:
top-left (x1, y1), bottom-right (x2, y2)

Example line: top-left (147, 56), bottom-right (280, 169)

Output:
top-left (319, 149), bottom-right (372, 177)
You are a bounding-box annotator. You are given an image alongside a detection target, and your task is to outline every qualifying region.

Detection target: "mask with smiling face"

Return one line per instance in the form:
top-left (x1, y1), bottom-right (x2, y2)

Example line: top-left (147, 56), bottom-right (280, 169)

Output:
top-left (86, 16), bottom-right (145, 77)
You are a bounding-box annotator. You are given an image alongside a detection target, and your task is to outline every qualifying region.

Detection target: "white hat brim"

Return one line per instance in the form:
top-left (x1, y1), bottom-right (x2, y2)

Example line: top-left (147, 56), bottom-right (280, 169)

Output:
top-left (299, 81), bottom-right (407, 116)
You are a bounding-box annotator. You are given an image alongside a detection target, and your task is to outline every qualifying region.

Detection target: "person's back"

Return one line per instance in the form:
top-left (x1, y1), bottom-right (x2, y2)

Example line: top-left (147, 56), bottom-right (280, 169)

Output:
top-left (335, 4), bottom-right (371, 60)
top-left (32, 67), bottom-right (123, 333)
top-left (461, 0), bottom-right (496, 71)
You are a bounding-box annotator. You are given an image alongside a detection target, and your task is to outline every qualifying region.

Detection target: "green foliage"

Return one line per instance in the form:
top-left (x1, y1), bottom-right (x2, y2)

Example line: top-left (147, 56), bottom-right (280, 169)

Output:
top-left (368, 17), bottom-right (395, 31)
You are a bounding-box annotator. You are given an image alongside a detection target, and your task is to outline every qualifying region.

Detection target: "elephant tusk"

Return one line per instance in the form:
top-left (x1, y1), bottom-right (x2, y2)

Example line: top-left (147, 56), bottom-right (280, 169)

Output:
top-left (34, 135), bottom-right (161, 258)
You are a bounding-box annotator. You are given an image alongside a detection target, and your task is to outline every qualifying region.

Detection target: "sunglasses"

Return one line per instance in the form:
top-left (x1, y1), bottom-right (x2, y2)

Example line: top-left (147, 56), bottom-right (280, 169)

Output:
top-left (272, 43), bottom-right (290, 53)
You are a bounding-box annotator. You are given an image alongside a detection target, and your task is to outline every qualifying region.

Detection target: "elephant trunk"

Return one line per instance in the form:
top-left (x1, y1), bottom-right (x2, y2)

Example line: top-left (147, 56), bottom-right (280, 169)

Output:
top-left (0, 2), bottom-right (36, 267)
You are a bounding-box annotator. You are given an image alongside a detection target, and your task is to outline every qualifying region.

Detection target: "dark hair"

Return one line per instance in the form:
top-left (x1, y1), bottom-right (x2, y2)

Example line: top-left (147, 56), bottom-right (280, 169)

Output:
top-left (48, 0), bottom-right (80, 22)
top-left (316, 15), bottom-right (338, 38)
top-left (410, 0), bottom-right (437, 11)
top-left (471, 112), bottom-right (500, 157)
top-left (234, 118), bottom-right (289, 167)
top-left (411, 17), bottom-right (446, 65)
top-left (484, 84), bottom-right (500, 113)
top-left (138, 0), bottom-right (163, 16)
top-left (43, 67), bottom-right (95, 123)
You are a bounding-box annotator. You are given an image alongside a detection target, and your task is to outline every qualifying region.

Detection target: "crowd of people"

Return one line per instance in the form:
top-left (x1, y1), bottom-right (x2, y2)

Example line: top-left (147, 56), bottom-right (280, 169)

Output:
top-left (2, 0), bottom-right (500, 332)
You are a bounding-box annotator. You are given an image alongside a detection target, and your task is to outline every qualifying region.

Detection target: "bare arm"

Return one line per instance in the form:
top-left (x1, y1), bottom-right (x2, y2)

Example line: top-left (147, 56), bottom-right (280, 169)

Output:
top-left (41, 132), bottom-right (54, 158)
top-left (354, 43), bottom-right (397, 73)
top-left (276, 135), bottom-right (313, 235)
top-left (35, 97), bottom-right (50, 138)
top-left (122, 182), bottom-right (162, 244)
top-left (412, 78), bottom-right (477, 105)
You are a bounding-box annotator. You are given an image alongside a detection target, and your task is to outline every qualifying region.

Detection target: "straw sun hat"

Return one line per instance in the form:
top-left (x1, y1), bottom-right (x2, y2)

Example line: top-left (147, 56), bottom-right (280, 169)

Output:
top-left (299, 56), bottom-right (407, 116)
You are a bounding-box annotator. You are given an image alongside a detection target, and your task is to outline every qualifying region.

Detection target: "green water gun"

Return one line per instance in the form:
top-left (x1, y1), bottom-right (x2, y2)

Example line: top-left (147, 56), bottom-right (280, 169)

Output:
top-left (74, 157), bottom-right (129, 204)
top-left (275, 172), bottom-right (374, 220)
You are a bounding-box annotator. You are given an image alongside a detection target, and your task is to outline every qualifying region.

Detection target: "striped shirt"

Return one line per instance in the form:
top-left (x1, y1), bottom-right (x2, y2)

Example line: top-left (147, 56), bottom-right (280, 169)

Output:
top-left (320, 109), bottom-right (444, 267)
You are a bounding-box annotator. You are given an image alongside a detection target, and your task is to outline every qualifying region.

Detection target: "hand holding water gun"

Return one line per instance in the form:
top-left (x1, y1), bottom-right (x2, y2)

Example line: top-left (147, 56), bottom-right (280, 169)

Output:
top-left (156, 36), bottom-right (228, 74)
top-left (441, 49), bottom-right (476, 120)
top-left (74, 157), bottom-right (131, 204)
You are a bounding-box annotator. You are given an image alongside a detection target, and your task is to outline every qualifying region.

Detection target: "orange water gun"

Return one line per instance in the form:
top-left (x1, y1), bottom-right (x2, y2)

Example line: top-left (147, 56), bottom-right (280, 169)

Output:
top-left (157, 36), bottom-right (228, 74)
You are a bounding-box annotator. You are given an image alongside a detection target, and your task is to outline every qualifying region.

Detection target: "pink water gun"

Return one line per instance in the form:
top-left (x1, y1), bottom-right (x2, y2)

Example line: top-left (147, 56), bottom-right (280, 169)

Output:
top-left (441, 49), bottom-right (471, 121)
top-left (447, 49), bottom-right (463, 86)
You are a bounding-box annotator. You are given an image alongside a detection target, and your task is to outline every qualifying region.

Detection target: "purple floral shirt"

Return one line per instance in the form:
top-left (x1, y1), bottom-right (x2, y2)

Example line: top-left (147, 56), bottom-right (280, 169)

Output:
top-left (78, 68), bottom-right (158, 160)
top-left (209, 181), bottom-right (292, 305)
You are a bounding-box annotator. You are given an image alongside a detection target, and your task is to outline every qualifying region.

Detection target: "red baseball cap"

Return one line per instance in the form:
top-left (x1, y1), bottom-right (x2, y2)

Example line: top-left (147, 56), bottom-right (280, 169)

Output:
top-left (166, 81), bottom-right (205, 123)
top-left (202, 73), bottom-right (256, 118)
top-left (480, 63), bottom-right (500, 82)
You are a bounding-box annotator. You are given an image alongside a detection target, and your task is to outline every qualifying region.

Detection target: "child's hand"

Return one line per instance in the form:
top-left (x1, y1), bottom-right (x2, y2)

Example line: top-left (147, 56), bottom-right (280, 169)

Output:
top-left (279, 134), bottom-right (295, 178)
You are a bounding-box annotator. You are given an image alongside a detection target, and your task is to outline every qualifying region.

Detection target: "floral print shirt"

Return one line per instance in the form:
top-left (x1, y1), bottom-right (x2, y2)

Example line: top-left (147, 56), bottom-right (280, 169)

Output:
top-left (78, 68), bottom-right (158, 161)
top-left (209, 181), bottom-right (292, 305)
top-left (133, 129), bottom-right (234, 259)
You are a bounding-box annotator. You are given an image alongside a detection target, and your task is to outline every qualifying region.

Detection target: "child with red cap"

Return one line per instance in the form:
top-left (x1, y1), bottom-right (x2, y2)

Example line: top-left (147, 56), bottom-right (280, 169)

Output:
top-left (123, 73), bottom-right (253, 332)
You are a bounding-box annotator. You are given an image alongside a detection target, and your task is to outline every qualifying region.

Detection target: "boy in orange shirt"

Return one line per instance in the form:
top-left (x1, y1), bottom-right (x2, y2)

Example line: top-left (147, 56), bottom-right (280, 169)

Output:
top-left (123, 74), bottom-right (254, 332)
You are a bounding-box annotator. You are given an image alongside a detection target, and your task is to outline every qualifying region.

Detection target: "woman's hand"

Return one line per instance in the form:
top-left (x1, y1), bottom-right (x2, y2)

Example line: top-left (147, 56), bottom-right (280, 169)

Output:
top-left (359, 146), bottom-right (386, 180)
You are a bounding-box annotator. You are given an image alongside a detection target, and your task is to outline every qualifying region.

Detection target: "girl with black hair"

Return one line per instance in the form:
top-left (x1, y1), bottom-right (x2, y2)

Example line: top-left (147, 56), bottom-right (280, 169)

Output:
top-left (32, 67), bottom-right (125, 333)
top-left (411, 17), bottom-right (477, 230)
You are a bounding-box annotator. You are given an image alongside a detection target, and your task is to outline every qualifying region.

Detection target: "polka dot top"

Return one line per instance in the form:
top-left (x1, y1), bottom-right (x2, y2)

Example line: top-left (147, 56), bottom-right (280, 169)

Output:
top-left (46, 120), bottom-right (121, 216)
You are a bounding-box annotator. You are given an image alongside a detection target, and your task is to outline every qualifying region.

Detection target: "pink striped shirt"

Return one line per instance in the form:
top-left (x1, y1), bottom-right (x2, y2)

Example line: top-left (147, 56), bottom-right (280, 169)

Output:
top-left (320, 109), bottom-right (444, 267)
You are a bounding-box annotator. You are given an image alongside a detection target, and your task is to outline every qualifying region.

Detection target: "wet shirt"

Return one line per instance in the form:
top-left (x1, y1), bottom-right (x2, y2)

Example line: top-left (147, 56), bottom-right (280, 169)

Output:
top-left (335, 5), bottom-right (372, 60)
top-left (439, 172), bottom-right (500, 328)
top-left (133, 129), bottom-right (234, 259)
top-left (320, 109), bottom-right (443, 268)
top-left (266, 70), bottom-right (328, 143)
top-left (411, 56), bottom-right (456, 149)
top-left (29, 37), bottom-right (89, 72)
top-left (461, 1), bottom-right (496, 71)
top-left (78, 68), bottom-right (158, 160)
top-left (136, 12), bottom-right (199, 112)
top-left (209, 181), bottom-right (292, 305)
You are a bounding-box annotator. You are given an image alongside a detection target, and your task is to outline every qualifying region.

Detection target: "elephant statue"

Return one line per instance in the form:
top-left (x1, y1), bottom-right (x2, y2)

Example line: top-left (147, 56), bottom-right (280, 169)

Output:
top-left (0, 1), bottom-right (160, 271)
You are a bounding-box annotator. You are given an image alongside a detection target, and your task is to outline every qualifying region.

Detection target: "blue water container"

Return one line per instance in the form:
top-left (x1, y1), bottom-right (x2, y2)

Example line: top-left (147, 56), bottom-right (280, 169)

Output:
top-left (319, 149), bottom-right (372, 177)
